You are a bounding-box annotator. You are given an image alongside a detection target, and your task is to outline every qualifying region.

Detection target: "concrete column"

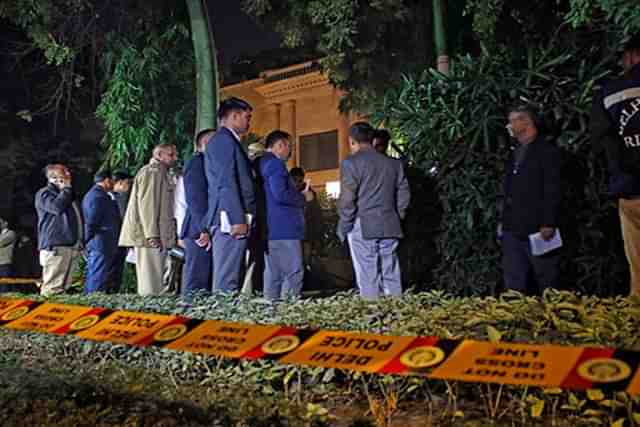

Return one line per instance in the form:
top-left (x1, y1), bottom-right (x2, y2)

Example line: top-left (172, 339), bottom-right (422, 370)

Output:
top-left (338, 111), bottom-right (351, 162)
top-left (280, 100), bottom-right (297, 168)
top-left (265, 103), bottom-right (281, 132)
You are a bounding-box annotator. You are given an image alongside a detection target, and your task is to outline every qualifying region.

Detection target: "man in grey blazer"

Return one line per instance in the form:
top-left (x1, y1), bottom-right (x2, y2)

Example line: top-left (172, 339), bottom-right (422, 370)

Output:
top-left (337, 122), bottom-right (411, 299)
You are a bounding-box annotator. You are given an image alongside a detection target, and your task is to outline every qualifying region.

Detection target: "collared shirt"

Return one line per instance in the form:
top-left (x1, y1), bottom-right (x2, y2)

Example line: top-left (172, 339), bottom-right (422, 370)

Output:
top-left (224, 126), bottom-right (241, 142)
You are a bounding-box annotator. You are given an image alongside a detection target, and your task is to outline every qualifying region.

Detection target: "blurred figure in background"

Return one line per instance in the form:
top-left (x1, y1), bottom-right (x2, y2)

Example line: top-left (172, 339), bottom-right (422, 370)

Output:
top-left (0, 217), bottom-right (17, 290)
top-left (108, 170), bottom-right (132, 293)
top-left (290, 167), bottom-right (322, 269)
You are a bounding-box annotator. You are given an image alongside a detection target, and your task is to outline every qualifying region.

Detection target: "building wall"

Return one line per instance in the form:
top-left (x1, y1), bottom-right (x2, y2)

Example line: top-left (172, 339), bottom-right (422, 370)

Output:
top-left (221, 61), bottom-right (358, 192)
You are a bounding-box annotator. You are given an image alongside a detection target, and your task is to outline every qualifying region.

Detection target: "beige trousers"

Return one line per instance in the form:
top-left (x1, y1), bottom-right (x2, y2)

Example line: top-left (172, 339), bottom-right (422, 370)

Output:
top-left (619, 198), bottom-right (640, 296)
top-left (39, 246), bottom-right (79, 296)
top-left (135, 247), bottom-right (166, 296)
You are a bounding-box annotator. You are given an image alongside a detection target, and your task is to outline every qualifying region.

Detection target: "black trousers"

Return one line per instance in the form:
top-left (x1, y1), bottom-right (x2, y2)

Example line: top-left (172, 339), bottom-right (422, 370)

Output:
top-left (502, 231), bottom-right (560, 294)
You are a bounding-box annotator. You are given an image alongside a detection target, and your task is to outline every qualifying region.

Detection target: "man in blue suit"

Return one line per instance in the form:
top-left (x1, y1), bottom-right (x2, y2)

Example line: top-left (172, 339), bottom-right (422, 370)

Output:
top-left (203, 97), bottom-right (256, 292)
top-left (181, 128), bottom-right (215, 296)
top-left (82, 171), bottom-right (121, 294)
top-left (259, 131), bottom-right (314, 300)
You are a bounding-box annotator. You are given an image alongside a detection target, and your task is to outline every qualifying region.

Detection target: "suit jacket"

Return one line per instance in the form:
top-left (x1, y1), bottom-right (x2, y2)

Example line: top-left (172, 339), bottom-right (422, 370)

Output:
top-left (202, 127), bottom-right (256, 230)
top-left (82, 185), bottom-right (121, 254)
top-left (337, 146), bottom-right (411, 241)
top-left (118, 158), bottom-right (176, 248)
top-left (259, 152), bottom-right (305, 240)
top-left (180, 153), bottom-right (208, 239)
top-left (502, 137), bottom-right (562, 238)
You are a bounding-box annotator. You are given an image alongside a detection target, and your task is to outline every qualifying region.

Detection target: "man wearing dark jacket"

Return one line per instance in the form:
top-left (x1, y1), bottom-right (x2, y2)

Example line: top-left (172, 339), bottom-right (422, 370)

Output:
top-left (35, 164), bottom-right (84, 296)
top-left (82, 171), bottom-right (121, 294)
top-left (202, 98), bottom-right (256, 293)
top-left (591, 34), bottom-right (640, 296)
top-left (180, 128), bottom-right (214, 296)
top-left (259, 131), bottom-right (314, 300)
top-left (338, 122), bottom-right (411, 300)
top-left (501, 105), bottom-right (562, 293)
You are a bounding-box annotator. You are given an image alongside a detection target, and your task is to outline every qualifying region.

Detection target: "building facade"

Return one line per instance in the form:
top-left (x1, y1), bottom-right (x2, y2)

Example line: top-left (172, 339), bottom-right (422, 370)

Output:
top-left (222, 61), bottom-right (359, 194)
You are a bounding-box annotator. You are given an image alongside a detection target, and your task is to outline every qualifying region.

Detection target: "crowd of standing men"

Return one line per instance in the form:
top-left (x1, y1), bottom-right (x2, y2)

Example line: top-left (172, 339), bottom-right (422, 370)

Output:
top-left (2, 34), bottom-right (640, 299)
top-left (24, 97), bottom-right (411, 301)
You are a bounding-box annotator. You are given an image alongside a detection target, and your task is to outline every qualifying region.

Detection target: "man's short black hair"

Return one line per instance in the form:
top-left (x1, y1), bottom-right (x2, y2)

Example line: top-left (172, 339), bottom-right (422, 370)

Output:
top-left (290, 167), bottom-right (305, 178)
top-left (350, 122), bottom-right (374, 144)
top-left (265, 130), bottom-right (291, 148)
top-left (112, 170), bottom-right (132, 181)
top-left (94, 170), bottom-right (112, 183)
top-left (373, 129), bottom-right (391, 144)
top-left (507, 103), bottom-right (544, 130)
top-left (624, 34), bottom-right (640, 53)
top-left (217, 97), bottom-right (252, 120)
top-left (195, 128), bottom-right (215, 150)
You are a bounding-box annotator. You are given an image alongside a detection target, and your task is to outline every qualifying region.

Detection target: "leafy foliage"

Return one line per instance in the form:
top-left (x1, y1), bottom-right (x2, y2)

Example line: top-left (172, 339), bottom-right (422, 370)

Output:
top-left (96, 24), bottom-right (196, 171)
top-left (372, 28), bottom-right (628, 295)
top-left (243, 0), bottom-right (470, 111)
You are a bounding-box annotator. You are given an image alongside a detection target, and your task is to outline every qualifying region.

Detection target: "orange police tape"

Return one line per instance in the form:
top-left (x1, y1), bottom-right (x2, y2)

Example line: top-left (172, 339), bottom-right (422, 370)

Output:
top-left (0, 278), bottom-right (41, 285)
top-left (0, 297), bottom-right (639, 395)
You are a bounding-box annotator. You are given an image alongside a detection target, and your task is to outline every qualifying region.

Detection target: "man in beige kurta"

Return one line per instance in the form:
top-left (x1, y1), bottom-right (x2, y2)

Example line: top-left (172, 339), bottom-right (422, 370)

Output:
top-left (119, 144), bottom-right (177, 295)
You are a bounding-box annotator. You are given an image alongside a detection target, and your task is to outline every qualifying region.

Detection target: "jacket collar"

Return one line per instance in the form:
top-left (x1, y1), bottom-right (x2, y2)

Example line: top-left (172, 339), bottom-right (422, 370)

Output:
top-left (149, 158), bottom-right (168, 170)
top-left (46, 182), bottom-right (60, 193)
top-left (222, 126), bottom-right (241, 142)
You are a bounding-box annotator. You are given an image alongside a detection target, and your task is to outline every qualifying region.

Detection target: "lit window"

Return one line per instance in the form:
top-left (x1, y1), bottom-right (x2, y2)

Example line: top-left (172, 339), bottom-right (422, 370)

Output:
top-left (326, 181), bottom-right (340, 198)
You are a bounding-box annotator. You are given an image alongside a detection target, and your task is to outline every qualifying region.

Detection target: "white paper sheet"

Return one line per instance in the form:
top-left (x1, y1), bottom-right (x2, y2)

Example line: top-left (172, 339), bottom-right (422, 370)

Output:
top-left (529, 230), bottom-right (562, 256)
top-left (219, 211), bottom-right (253, 234)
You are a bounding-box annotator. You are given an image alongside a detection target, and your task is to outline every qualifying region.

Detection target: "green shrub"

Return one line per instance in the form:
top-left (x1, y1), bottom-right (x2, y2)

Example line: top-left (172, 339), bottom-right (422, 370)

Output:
top-left (372, 32), bottom-right (628, 296)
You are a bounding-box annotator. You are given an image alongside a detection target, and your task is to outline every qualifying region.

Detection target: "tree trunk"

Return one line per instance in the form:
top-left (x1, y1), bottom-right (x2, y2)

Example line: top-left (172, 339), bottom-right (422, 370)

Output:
top-left (432, 0), bottom-right (449, 75)
top-left (186, 0), bottom-right (219, 134)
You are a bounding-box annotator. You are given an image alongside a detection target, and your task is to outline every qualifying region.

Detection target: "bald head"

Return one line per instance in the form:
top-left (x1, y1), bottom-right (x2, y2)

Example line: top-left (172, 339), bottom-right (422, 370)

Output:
top-left (152, 144), bottom-right (177, 167)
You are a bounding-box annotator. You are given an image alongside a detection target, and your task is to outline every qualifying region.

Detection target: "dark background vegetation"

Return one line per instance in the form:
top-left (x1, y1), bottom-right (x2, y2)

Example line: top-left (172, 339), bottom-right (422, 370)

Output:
top-left (1, 0), bottom-right (639, 295)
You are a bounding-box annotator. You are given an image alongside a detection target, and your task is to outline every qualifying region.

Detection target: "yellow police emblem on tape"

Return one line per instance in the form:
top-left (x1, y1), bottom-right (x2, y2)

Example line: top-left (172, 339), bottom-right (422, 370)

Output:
top-left (577, 358), bottom-right (632, 383)
top-left (261, 335), bottom-right (300, 355)
top-left (1, 306), bottom-right (29, 321)
top-left (69, 315), bottom-right (100, 331)
top-left (400, 346), bottom-right (446, 369)
top-left (153, 324), bottom-right (188, 342)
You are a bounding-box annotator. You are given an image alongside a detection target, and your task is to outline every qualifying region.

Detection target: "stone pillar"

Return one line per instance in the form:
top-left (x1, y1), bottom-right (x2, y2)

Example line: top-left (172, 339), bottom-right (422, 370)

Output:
top-left (265, 103), bottom-right (281, 133)
top-left (338, 111), bottom-right (351, 162)
top-left (280, 100), bottom-right (297, 168)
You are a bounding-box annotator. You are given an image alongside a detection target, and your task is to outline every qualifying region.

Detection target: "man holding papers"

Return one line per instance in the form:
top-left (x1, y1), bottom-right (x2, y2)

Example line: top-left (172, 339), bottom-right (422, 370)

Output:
top-left (202, 98), bottom-right (256, 292)
top-left (500, 104), bottom-right (562, 294)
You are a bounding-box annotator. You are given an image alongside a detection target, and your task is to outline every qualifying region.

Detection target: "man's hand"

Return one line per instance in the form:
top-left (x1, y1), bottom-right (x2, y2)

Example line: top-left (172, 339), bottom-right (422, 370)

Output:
top-left (540, 227), bottom-right (556, 241)
top-left (147, 237), bottom-right (162, 249)
top-left (302, 179), bottom-right (314, 202)
top-left (230, 224), bottom-right (249, 239)
top-left (177, 239), bottom-right (185, 248)
top-left (195, 232), bottom-right (211, 250)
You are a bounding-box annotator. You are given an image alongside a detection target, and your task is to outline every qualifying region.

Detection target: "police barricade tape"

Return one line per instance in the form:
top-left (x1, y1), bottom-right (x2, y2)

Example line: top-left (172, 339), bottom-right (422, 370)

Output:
top-left (0, 297), bottom-right (638, 395)
top-left (0, 278), bottom-right (41, 285)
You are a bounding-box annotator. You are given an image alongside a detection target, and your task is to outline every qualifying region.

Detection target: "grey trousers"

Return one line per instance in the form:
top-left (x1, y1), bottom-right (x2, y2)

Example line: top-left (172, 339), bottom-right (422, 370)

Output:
top-left (264, 239), bottom-right (303, 300)
top-left (347, 220), bottom-right (402, 300)
top-left (212, 228), bottom-right (247, 293)
top-left (135, 247), bottom-right (166, 296)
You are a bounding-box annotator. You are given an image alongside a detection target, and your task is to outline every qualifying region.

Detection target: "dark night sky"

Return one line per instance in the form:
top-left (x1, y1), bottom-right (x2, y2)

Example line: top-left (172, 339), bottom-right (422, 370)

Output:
top-left (209, 1), bottom-right (281, 67)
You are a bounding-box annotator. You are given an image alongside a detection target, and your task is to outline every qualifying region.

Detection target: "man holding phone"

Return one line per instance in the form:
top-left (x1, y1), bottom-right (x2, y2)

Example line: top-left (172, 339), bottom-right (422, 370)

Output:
top-left (35, 164), bottom-right (84, 296)
top-left (258, 130), bottom-right (313, 300)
